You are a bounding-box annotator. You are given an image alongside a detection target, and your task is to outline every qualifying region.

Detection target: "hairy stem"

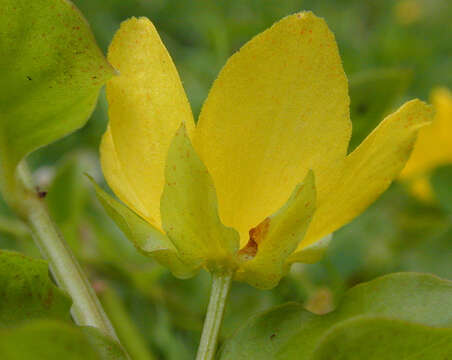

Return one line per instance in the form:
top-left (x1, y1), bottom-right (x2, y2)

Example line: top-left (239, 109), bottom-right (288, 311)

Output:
top-left (196, 271), bottom-right (233, 360)
top-left (17, 163), bottom-right (119, 341)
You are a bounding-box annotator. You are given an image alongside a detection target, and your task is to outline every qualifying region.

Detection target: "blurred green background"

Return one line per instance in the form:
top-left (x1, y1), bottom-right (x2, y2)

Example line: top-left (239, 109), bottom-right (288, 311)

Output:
top-left (1, 0), bottom-right (451, 359)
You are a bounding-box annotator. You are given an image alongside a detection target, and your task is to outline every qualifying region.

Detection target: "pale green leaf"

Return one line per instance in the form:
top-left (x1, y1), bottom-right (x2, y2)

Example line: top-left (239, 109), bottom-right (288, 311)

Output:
top-left (0, 0), bottom-right (114, 198)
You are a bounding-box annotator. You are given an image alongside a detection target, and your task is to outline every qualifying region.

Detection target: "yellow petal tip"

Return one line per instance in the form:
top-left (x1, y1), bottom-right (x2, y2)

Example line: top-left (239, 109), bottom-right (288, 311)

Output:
top-left (396, 98), bottom-right (434, 129)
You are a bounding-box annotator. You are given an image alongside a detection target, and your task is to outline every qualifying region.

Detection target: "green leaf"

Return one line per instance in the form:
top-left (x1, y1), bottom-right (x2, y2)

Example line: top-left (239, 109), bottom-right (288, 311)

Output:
top-left (219, 272), bottom-right (452, 360)
top-left (0, 320), bottom-right (127, 360)
top-left (431, 165), bottom-right (452, 214)
top-left (313, 317), bottom-right (452, 360)
top-left (160, 124), bottom-right (240, 272)
top-left (348, 68), bottom-right (412, 152)
top-left (236, 171), bottom-right (316, 289)
top-left (89, 176), bottom-right (198, 279)
top-left (0, 250), bottom-right (71, 326)
top-left (0, 0), bottom-right (114, 198)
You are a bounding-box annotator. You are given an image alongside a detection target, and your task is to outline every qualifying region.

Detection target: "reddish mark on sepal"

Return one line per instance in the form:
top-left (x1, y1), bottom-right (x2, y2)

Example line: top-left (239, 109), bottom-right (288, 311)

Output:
top-left (238, 218), bottom-right (271, 261)
top-left (238, 238), bottom-right (258, 259)
top-left (249, 217), bottom-right (271, 245)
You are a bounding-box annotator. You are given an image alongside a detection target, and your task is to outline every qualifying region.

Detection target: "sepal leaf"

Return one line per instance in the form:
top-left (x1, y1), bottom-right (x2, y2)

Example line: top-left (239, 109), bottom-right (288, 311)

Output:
top-left (89, 177), bottom-right (198, 279)
top-left (160, 124), bottom-right (240, 272)
top-left (236, 171), bottom-right (316, 289)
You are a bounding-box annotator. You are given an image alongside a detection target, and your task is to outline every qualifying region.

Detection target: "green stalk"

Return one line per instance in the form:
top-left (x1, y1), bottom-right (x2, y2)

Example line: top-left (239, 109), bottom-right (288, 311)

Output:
top-left (195, 271), bottom-right (233, 360)
top-left (17, 163), bottom-right (119, 341)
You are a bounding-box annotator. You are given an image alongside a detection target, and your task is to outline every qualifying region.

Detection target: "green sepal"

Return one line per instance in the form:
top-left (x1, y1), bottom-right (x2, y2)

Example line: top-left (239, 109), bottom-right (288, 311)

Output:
top-left (0, 0), bottom-right (114, 204)
top-left (160, 124), bottom-right (240, 273)
top-left (236, 171), bottom-right (316, 289)
top-left (88, 176), bottom-right (198, 279)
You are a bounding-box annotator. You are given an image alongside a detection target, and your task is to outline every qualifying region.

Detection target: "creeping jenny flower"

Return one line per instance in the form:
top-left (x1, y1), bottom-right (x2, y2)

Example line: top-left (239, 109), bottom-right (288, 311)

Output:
top-left (97, 12), bottom-right (433, 289)
top-left (400, 88), bottom-right (452, 201)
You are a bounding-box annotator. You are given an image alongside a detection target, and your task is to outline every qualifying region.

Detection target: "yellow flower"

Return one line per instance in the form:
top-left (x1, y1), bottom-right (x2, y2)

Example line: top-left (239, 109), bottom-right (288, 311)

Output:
top-left (97, 12), bottom-right (432, 289)
top-left (400, 88), bottom-right (452, 201)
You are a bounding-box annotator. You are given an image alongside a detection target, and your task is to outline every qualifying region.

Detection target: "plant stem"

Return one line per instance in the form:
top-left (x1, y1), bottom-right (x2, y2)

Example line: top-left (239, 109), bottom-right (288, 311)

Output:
top-left (17, 163), bottom-right (119, 341)
top-left (196, 271), bottom-right (233, 360)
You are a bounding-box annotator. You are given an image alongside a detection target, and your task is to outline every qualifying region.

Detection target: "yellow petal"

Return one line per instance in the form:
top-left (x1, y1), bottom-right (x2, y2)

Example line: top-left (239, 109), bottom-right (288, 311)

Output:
top-left (101, 17), bottom-right (194, 229)
top-left (401, 88), bottom-right (452, 179)
top-left (100, 126), bottom-right (150, 221)
top-left (297, 99), bottom-right (433, 250)
top-left (194, 12), bottom-right (350, 245)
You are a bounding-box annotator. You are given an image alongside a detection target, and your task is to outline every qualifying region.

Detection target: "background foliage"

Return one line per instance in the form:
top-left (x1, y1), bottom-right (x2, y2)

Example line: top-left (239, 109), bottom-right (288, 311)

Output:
top-left (0, 0), bottom-right (451, 359)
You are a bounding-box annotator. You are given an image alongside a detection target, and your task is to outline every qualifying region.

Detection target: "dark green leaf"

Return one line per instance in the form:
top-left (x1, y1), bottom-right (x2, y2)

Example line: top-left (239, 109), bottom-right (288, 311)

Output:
top-left (0, 250), bottom-right (71, 326)
top-left (219, 272), bottom-right (452, 360)
top-left (313, 317), bottom-right (452, 360)
top-left (0, 320), bottom-right (127, 360)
